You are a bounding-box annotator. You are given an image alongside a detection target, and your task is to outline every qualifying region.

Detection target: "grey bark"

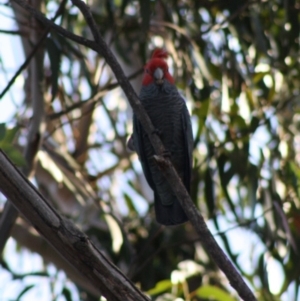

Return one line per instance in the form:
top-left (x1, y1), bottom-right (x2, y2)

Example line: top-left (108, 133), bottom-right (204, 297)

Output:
top-left (0, 150), bottom-right (150, 301)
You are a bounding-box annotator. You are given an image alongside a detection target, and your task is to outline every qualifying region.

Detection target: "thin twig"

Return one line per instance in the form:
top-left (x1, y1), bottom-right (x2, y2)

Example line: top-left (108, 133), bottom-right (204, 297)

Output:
top-left (0, 29), bottom-right (24, 35)
top-left (0, 30), bottom-right (48, 100)
top-left (0, 0), bottom-right (67, 100)
top-left (47, 68), bottom-right (142, 120)
top-left (201, 0), bottom-right (258, 34)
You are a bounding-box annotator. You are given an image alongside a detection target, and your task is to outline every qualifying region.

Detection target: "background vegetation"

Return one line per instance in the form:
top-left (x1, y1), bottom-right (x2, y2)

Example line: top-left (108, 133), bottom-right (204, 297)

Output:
top-left (0, 0), bottom-right (300, 300)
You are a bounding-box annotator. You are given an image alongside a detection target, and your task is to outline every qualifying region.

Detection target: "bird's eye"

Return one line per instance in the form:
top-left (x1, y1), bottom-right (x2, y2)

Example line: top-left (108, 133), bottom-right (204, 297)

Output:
top-left (146, 69), bottom-right (150, 74)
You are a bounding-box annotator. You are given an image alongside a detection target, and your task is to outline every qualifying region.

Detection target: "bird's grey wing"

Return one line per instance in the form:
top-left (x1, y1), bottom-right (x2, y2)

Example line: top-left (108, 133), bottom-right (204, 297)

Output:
top-left (181, 104), bottom-right (193, 192)
top-left (133, 114), bottom-right (156, 190)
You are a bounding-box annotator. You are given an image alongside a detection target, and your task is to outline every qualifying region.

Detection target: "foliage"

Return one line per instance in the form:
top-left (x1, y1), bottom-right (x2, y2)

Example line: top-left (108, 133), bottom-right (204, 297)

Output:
top-left (0, 0), bottom-right (300, 300)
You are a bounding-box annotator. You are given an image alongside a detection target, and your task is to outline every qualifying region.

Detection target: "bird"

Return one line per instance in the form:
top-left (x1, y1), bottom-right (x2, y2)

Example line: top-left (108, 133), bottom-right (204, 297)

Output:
top-left (132, 48), bottom-right (193, 226)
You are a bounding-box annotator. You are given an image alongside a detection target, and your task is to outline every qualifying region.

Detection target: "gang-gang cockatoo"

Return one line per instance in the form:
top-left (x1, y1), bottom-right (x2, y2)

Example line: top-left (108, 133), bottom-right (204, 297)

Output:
top-left (132, 49), bottom-right (193, 226)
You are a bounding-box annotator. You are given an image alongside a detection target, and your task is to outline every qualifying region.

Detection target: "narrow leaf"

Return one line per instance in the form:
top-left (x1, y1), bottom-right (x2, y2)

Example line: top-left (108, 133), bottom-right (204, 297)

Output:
top-left (16, 285), bottom-right (35, 301)
top-left (147, 279), bottom-right (172, 296)
top-left (46, 37), bottom-right (61, 100)
top-left (196, 285), bottom-right (237, 301)
top-left (0, 123), bottom-right (6, 140)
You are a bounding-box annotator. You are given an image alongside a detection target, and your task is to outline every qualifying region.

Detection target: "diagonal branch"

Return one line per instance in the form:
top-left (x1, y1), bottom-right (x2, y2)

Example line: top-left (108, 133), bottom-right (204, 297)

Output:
top-left (0, 29), bottom-right (24, 35)
top-left (0, 150), bottom-right (149, 301)
top-left (10, 0), bottom-right (257, 300)
top-left (8, 0), bottom-right (99, 52)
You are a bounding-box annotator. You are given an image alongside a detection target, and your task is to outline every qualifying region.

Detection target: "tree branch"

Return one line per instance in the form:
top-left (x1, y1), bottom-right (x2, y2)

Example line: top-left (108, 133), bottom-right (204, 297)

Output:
top-left (11, 221), bottom-right (101, 296)
top-left (0, 29), bottom-right (24, 35)
top-left (9, 0), bottom-right (99, 52)
top-left (47, 68), bottom-right (143, 120)
top-left (0, 150), bottom-right (149, 301)
top-left (10, 0), bottom-right (257, 300)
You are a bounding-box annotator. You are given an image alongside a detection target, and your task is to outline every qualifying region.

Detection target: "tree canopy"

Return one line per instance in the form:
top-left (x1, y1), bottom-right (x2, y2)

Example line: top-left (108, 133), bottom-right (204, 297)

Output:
top-left (0, 0), bottom-right (300, 300)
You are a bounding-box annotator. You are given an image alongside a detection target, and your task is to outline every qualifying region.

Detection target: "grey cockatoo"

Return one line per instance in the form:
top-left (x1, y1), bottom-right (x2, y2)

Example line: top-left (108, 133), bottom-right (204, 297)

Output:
top-left (131, 49), bottom-right (193, 226)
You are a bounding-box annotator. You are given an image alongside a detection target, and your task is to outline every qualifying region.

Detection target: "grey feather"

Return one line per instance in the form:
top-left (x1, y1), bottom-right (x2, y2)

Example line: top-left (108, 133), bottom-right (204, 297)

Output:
top-left (133, 80), bottom-right (193, 225)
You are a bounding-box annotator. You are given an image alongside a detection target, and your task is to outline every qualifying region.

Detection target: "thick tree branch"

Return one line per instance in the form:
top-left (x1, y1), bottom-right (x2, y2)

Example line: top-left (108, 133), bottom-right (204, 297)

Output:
top-left (0, 150), bottom-right (149, 301)
top-left (11, 221), bottom-right (101, 296)
top-left (10, 0), bottom-right (257, 300)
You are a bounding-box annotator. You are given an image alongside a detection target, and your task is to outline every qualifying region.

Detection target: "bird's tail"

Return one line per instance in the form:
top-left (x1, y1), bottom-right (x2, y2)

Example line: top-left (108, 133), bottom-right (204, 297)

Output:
top-left (154, 192), bottom-right (188, 226)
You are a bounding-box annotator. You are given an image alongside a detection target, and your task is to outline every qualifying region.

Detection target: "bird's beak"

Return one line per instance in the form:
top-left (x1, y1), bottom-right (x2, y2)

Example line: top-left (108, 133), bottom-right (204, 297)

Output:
top-left (154, 68), bottom-right (164, 85)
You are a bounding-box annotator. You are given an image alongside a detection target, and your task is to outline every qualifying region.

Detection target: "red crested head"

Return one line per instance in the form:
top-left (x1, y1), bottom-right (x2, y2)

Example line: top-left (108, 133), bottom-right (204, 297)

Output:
top-left (142, 48), bottom-right (174, 86)
top-left (151, 49), bottom-right (168, 59)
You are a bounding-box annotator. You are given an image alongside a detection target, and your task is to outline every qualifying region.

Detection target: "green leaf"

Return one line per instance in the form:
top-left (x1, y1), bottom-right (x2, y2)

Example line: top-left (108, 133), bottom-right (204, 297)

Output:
top-left (0, 125), bottom-right (25, 166)
top-left (204, 167), bottom-right (215, 217)
top-left (46, 37), bottom-right (61, 100)
top-left (104, 214), bottom-right (123, 253)
top-left (0, 143), bottom-right (26, 166)
top-left (61, 287), bottom-right (72, 301)
top-left (0, 123), bottom-right (6, 141)
top-left (290, 162), bottom-right (300, 179)
top-left (13, 271), bottom-right (49, 280)
top-left (196, 285), bottom-right (237, 301)
top-left (124, 192), bottom-right (138, 214)
top-left (247, 164), bottom-right (258, 217)
top-left (230, 115), bottom-right (247, 133)
top-left (250, 116), bottom-right (260, 133)
top-left (191, 47), bottom-right (213, 81)
top-left (147, 279), bottom-right (172, 296)
top-left (1, 125), bottom-right (19, 144)
top-left (16, 284), bottom-right (35, 301)
top-left (253, 72), bottom-right (269, 84)
top-left (194, 99), bottom-right (209, 136)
